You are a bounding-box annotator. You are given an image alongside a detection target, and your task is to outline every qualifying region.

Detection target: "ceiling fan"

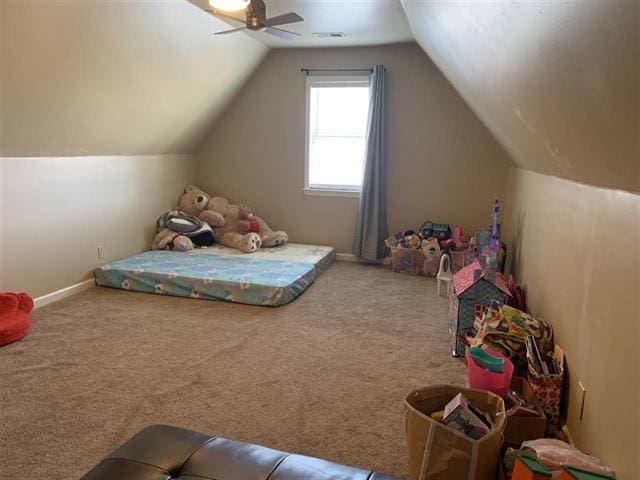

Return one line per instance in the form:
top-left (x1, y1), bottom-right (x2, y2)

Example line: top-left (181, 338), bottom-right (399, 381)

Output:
top-left (206, 0), bottom-right (304, 40)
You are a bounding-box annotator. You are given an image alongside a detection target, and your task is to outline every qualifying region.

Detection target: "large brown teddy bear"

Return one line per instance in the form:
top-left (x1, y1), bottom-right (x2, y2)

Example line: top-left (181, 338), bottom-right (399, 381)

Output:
top-left (178, 186), bottom-right (288, 253)
top-left (178, 185), bottom-right (225, 228)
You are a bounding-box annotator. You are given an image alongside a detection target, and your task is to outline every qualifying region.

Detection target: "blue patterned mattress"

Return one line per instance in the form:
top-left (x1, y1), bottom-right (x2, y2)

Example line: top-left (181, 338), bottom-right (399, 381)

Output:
top-left (94, 244), bottom-right (336, 307)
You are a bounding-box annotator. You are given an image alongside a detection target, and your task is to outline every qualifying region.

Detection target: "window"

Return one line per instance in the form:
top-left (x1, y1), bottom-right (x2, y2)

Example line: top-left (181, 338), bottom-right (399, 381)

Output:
top-left (305, 75), bottom-right (370, 195)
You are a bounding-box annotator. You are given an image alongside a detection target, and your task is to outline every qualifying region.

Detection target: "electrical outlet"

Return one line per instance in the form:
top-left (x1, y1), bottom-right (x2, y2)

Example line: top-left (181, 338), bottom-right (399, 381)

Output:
top-left (97, 245), bottom-right (104, 259)
top-left (578, 381), bottom-right (587, 421)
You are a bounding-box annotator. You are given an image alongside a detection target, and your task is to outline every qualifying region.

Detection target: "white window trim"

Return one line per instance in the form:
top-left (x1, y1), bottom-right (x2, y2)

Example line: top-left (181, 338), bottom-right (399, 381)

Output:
top-left (302, 187), bottom-right (361, 198)
top-left (304, 74), bottom-right (370, 197)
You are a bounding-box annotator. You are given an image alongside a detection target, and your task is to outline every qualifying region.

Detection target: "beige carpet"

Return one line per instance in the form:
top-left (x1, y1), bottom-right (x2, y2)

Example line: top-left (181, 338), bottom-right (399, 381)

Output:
top-left (0, 262), bottom-right (465, 479)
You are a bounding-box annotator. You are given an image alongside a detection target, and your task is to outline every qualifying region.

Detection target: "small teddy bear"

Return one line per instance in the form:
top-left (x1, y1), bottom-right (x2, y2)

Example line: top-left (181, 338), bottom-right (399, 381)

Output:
top-left (236, 205), bottom-right (289, 248)
top-left (151, 228), bottom-right (194, 251)
top-left (210, 202), bottom-right (289, 253)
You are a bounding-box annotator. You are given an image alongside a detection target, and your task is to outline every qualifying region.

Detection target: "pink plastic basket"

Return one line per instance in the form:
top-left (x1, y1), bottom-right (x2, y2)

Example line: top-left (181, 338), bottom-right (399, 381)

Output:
top-left (466, 347), bottom-right (514, 397)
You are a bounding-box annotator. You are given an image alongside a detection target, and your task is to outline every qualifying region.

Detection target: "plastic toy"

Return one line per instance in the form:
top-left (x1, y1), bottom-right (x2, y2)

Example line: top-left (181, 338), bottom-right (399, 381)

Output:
top-left (421, 236), bottom-right (441, 256)
top-left (406, 234), bottom-right (422, 249)
top-left (419, 221), bottom-right (451, 241)
top-left (463, 197), bottom-right (507, 273)
top-left (512, 454), bottom-right (552, 480)
top-left (488, 196), bottom-right (502, 272)
top-left (439, 238), bottom-right (456, 250)
top-left (419, 221), bottom-right (434, 238)
top-left (385, 231), bottom-right (404, 248)
top-left (467, 346), bottom-right (514, 397)
top-left (419, 237), bottom-right (441, 276)
top-left (452, 224), bottom-right (468, 249)
top-left (468, 346), bottom-right (505, 373)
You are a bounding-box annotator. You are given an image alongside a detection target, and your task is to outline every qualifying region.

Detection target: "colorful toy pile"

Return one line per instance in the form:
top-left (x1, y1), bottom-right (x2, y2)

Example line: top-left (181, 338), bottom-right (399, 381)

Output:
top-left (467, 300), bottom-right (554, 371)
top-left (387, 196), bottom-right (510, 278)
top-left (386, 222), bottom-right (468, 276)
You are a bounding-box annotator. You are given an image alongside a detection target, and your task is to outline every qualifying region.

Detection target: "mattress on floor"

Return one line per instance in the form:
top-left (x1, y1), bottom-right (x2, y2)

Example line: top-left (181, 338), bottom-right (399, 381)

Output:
top-left (94, 243), bottom-right (336, 307)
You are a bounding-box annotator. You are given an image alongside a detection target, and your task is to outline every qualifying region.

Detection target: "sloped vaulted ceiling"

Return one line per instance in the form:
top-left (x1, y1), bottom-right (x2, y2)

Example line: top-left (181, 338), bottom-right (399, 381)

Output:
top-left (401, 0), bottom-right (640, 193)
top-left (0, 0), bottom-right (268, 156)
top-left (3, 0), bottom-right (638, 188)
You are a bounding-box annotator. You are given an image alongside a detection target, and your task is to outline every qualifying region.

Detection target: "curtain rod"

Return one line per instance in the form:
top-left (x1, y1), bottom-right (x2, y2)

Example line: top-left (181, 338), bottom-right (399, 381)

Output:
top-left (301, 68), bottom-right (374, 75)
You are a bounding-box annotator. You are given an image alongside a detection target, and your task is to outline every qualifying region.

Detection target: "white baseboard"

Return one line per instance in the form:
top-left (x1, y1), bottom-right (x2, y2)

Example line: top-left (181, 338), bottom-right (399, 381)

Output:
top-left (336, 253), bottom-right (392, 265)
top-left (335, 253), bottom-right (358, 262)
top-left (34, 278), bottom-right (95, 309)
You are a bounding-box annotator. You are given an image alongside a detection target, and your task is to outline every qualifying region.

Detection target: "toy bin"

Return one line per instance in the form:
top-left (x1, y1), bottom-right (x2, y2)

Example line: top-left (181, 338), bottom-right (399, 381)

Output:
top-left (466, 347), bottom-right (514, 397)
top-left (391, 247), bottom-right (425, 275)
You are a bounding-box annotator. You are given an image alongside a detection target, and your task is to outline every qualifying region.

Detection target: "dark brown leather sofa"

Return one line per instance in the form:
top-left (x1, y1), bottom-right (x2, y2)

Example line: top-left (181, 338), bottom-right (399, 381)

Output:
top-left (81, 425), bottom-right (401, 480)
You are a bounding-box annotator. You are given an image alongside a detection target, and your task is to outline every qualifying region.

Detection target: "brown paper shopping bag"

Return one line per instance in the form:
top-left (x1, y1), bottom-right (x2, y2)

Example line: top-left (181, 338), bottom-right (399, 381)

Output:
top-left (404, 385), bottom-right (506, 480)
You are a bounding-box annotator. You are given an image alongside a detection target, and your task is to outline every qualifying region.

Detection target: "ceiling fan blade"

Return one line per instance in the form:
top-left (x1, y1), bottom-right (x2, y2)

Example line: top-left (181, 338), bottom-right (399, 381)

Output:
top-left (264, 12), bottom-right (304, 27)
top-left (215, 26), bottom-right (248, 35)
top-left (204, 9), bottom-right (245, 24)
top-left (263, 26), bottom-right (300, 40)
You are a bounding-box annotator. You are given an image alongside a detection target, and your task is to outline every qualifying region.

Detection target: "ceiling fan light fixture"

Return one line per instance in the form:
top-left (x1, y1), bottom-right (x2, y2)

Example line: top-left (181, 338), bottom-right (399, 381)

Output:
top-left (208, 0), bottom-right (250, 13)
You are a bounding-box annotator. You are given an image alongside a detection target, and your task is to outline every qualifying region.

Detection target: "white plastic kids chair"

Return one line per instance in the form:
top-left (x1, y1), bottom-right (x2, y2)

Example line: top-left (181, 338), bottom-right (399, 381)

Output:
top-left (437, 253), bottom-right (453, 298)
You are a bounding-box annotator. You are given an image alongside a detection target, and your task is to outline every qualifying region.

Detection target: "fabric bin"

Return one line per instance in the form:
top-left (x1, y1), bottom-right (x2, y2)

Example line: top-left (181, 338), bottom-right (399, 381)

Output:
top-left (503, 377), bottom-right (547, 449)
top-left (404, 385), bottom-right (506, 480)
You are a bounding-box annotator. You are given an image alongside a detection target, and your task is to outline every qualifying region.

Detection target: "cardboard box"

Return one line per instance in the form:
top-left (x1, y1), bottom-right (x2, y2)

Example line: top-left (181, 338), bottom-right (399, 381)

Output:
top-left (504, 377), bottom-right (546, 449)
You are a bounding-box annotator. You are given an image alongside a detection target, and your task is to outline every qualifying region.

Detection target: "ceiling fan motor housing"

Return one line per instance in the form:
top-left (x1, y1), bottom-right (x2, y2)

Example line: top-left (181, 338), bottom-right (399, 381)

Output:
top-left (210, 0), bottom-right (302, 39)
top-left (246, 0), bottom-right (266, 30)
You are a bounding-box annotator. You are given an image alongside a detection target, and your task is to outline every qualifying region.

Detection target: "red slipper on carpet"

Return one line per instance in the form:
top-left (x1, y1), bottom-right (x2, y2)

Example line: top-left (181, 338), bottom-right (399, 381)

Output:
top-left (0, 292), bottom-right (33, 346)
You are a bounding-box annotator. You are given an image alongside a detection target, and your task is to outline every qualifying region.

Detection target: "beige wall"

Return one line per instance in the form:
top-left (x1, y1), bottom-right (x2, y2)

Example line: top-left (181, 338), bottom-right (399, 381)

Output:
top-left (0, 155), bottom-right (195, 297)
top-left (402, 0), bottom-right (640, 193)
top-left (195, 43), bottom-right (513, 253)
top-left (504, 167), bottom-right (640, 479)
top-left (0, 0), bottom-right (268, 156)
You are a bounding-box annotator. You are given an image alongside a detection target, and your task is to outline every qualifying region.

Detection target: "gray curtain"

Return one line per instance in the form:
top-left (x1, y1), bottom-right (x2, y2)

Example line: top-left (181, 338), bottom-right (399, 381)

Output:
top-left (352, 64), bottom-right (388, 262)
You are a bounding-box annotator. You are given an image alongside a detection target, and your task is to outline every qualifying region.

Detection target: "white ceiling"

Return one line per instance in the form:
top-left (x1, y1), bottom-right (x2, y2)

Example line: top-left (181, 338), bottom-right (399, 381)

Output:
top-left (189, 0), bottom-right (414, 47)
